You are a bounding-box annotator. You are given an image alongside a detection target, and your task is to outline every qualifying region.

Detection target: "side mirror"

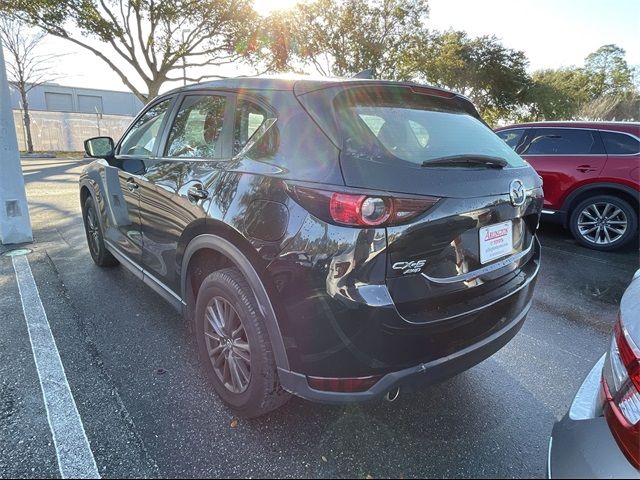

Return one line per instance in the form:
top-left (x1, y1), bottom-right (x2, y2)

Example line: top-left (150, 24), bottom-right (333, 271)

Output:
top-left (84, 136), bottom-right (115, 158)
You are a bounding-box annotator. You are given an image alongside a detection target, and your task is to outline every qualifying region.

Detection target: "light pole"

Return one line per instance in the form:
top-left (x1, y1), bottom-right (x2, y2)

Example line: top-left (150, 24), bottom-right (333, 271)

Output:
top-left (0, 36), bottom-right (32, 245)
top-left (181, 29), bottom-right (190, 86)
top-left (94, 105), bottom-right (102, 136)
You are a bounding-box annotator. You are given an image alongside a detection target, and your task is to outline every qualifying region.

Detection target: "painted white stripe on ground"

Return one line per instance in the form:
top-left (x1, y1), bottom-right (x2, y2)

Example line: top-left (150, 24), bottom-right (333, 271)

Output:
top-left (12, 254), bottom-right (100, 479)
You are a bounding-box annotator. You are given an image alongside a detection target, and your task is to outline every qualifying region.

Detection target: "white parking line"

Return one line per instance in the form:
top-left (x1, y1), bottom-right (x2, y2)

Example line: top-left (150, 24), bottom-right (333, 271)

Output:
top-left (12, 254), bottom-right (100, 479)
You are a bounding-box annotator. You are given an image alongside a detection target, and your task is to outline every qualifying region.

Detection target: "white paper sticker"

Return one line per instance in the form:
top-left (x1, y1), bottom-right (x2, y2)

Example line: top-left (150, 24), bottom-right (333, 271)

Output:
top-left (479, 221), bottom-right (514, 264)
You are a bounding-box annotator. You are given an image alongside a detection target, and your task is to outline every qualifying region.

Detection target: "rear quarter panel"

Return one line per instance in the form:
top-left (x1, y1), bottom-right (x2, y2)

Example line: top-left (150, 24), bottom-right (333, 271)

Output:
top-left (523, 154), bottom-right (608, 210)
top-left (600, 155), bottom-right (640, 189)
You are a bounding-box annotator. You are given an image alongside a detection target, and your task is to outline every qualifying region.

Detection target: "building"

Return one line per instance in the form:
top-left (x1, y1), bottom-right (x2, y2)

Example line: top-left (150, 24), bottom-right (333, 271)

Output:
top-left (10, 83), bottom-right (143, 152)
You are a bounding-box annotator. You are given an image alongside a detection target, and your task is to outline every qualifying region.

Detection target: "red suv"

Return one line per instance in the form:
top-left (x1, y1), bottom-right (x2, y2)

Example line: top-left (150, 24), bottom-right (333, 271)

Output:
top-left (496, 122), bottom-right (639, 251)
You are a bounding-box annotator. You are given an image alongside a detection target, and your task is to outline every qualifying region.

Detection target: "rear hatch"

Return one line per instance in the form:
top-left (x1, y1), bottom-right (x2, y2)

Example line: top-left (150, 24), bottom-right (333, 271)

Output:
top-left (295, 81), bottom-right (543, 323)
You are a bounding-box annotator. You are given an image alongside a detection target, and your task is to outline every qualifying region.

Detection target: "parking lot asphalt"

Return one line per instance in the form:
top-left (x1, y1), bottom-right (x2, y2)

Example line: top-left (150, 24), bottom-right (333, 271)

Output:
top-left (1, 157), bottom-right (639, 479)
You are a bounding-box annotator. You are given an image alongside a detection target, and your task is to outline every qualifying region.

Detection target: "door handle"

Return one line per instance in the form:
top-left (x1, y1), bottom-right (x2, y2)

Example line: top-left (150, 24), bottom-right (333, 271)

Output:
top-left (187, 185), bottom-right (208, 201)
top-left (576, 165), bottom-right (597, 173)
top-left (127, 179), bottom-right (139, 192)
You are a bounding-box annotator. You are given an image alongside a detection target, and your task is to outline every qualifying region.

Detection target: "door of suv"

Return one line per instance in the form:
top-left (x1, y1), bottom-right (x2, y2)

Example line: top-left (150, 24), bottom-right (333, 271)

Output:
top-left (104, 98), bottom-right (174, 263)
top-left (519, 127), bottom-right (608, 210)
top-left (137, 92), bottom-right (234, 293)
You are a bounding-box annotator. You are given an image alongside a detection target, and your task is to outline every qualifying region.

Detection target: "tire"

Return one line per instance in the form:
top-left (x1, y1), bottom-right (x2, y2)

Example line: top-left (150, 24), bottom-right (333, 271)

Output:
top-left (195, 267), bottom-right (290, 417)
top-left (569, 195), bottom-right (638, 251)
top-left (83, 196), bottom-right (119, 267)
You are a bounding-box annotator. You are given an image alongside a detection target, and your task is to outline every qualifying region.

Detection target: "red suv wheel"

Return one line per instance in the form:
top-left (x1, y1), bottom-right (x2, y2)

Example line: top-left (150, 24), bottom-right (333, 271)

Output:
top-left (569, 195), bottom-right (638, 251)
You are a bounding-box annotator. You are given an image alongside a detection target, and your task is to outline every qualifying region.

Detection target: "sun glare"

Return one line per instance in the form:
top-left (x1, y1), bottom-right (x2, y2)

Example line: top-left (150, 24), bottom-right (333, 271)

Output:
top-left (253, 0), bottom-right (303, 15)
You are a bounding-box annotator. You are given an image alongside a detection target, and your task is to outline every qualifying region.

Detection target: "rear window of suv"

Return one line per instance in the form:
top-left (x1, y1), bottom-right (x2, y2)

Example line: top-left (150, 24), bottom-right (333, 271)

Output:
top-left (332, 86), bottom-right (525, 168)
top-left (601, 131), bottom-right (640, 155)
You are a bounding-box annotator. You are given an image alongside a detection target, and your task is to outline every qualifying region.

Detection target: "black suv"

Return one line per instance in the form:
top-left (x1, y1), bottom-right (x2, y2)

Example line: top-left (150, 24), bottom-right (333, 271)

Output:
top-left (81, 76), bottom-right (543, 417)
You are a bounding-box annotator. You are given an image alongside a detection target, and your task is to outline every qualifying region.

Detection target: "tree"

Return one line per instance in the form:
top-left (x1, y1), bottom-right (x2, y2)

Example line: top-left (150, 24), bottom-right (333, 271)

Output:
top-left (409, 31), bottom-right (531, 124)
top-left (0, 18), bottom-right (59, 153)
top-left (523, 68), bottom-right (591, 121)
top-left (261, 0), bottom-right (430, 79)
top-left (523, 44), bottom-right (639, 122)
top-left (579, 91), bottom-right (640, 121)
top-left (1, 0), bottom-right (259, 102)
top-left (584, 44), bottom-right (635, 97)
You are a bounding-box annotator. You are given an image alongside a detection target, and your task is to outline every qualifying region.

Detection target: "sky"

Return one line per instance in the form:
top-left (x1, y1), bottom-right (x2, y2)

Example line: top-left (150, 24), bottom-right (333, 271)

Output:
top-left (21, 0), bottom-right (640, 94)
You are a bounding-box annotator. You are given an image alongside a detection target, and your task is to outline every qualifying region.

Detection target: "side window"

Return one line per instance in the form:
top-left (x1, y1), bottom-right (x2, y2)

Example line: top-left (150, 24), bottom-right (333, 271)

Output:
top-left (233, 100), bottom-right (277, 157)
top-left (119, 99), bottom-right (172, 157)
top-left (408, 120), bottom-right (429, 148)
top-left (165, 95), bottom-right (227, 158)
top-left (523, 128), bottom-right (604, 155)
top-left (359, 114), bottom-right (385, 136)
top-left (497, 129), bottom-right (525, 150)
top-left (601, 131), bottom-right (640, 155)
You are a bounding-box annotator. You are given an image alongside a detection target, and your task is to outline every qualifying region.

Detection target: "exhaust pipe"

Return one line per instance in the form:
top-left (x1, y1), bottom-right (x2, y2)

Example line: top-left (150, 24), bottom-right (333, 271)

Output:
top-left (385, 386), bottom-right (400, 402)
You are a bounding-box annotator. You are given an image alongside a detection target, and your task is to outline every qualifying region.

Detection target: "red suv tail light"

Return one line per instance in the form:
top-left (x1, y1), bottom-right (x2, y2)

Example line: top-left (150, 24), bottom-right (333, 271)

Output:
top-left (602, 316), bottom-right (640, 468)
top-left (288, 185), bottom-right (439, 227)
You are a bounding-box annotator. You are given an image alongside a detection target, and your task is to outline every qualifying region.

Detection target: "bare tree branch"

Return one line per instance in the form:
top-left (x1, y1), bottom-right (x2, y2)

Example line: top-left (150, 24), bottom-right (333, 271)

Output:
top-left (3, 0), bottom-right (259, 102)
top-left (0, 17), bottom-right (59, 152)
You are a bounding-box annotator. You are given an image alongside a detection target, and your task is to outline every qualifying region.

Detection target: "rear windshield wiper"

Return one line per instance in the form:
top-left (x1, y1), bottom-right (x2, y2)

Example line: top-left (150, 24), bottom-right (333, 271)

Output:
top-left (422, 154), bottom-right (508, 169)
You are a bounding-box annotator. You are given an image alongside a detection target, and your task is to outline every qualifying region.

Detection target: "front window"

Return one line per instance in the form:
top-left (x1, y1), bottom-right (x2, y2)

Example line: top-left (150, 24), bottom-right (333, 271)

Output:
top-left (119, 99), bottom-right (172, 156)
top-left (334, 87), bottom-right (526, 168)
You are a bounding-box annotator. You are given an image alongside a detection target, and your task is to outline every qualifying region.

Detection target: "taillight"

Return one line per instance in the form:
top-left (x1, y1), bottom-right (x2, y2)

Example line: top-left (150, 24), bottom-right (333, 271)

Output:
top-left (409, 85), bottom-right (456, 99)
top-left (602, 316), bottom-right (640, 468)
top-left (288, 185), bottom-right (439, 227)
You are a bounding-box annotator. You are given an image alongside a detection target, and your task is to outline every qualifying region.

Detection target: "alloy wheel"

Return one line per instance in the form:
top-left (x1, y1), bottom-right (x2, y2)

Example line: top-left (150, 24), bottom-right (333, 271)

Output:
top-left (204, 296), bottom-right (251, 394)
top-left (577, 202), bottom-right (628, 245)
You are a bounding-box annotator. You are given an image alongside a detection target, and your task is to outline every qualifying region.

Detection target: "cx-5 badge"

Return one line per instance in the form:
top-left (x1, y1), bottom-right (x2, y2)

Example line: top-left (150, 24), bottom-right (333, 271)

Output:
top-left (392, 260), bottom-right (427, 274)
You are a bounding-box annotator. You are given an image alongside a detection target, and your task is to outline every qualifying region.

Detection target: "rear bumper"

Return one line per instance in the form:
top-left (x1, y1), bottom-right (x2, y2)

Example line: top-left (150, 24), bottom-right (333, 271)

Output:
top-left (278, 295), bottom-right (531, 404)
top-left (548, 355), bottom-right (639, 479)
top-left (549, 416), bottom-right (639, 479)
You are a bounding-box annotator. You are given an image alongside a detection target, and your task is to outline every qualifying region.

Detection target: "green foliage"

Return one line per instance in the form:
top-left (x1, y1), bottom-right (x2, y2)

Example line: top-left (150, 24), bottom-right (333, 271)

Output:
top-left (407, 30), bottom-right (531, 124)
top-left (522, 68), bottom-right (591, 121)
top-left (259, 0), bottom-right (430, 79)
top-left (584, 44), bottom-right (635, 97)
top-left (579, 91), bottom-right (640, 121)
top-left (522, 45), bottom-right (639, 122)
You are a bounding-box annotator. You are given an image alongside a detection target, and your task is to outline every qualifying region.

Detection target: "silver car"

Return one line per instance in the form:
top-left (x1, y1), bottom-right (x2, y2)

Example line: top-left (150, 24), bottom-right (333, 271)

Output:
top-left (548, 268), bottom-right (640, 478)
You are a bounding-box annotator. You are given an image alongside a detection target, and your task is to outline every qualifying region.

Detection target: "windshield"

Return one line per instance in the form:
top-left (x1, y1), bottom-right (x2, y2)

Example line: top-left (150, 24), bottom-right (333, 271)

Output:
top-left (334, 87), bottom-right (526, 168)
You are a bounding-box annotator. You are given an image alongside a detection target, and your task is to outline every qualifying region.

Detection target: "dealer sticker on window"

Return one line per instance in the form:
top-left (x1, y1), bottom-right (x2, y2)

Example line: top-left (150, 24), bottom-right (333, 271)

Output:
top-left (479, 221), bottom-right (514, 264)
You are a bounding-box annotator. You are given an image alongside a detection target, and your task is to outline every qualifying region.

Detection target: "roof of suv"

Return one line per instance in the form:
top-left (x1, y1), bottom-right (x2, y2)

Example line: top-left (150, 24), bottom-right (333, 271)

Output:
top-left (496, 121), bottom-right (640, 136)
top-left (162, 74), bottom-right (461, 98)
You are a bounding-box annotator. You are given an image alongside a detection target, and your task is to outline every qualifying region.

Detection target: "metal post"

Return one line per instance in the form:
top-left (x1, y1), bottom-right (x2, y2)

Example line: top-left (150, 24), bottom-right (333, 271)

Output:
top-left (95, 105), bottom-right (102, 136)
top-left (0, 37), bottom-right (33, 244)
top-left (182, 29), bottom-right (190, 86)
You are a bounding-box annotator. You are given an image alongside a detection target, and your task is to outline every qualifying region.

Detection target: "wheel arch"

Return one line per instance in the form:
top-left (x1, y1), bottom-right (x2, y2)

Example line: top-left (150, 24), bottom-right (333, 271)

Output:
top-left (79, 179), bottom-right (106, 230)
top-left (80, 183), bottom-right (92, 208)
top-left (180, 229), bottom-right (290, 371)
top-left (561, 183), bottom-right (639, 227)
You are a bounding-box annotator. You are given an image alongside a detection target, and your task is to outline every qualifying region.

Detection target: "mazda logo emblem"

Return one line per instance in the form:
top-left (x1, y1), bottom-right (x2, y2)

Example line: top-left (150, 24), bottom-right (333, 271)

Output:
top-left (509, 179), bottom-right (526, 206)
